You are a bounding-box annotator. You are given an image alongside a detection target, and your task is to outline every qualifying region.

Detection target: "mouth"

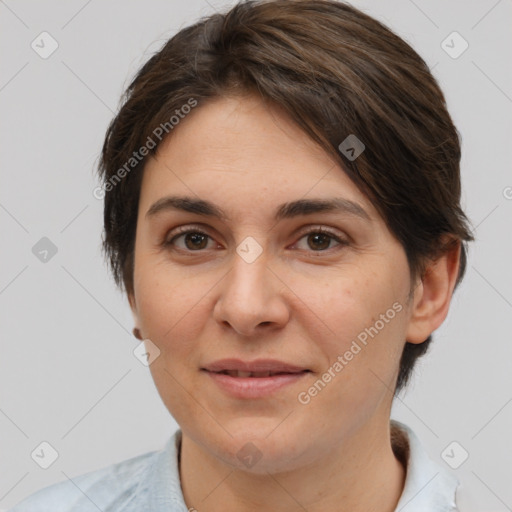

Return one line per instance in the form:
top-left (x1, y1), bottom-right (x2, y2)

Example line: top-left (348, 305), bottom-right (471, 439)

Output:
top-left (201, 359), bottom-right (311, 398)
top-left (210, 369), bottom-right (309, 378)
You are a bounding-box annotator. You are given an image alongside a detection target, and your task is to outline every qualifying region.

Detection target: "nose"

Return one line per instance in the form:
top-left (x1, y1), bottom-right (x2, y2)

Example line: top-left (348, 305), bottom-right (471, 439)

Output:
top-left (212, 249), bottom-right (290, 337)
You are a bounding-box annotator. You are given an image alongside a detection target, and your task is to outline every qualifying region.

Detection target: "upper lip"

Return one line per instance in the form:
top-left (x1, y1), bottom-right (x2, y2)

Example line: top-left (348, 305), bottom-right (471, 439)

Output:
top-left (202, 358), bottom-right (309, 373)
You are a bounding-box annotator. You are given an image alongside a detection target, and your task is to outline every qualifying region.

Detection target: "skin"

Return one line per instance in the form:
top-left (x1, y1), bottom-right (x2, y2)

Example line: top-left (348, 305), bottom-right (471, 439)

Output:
top-left (128, 93), bottom-right (461, 512)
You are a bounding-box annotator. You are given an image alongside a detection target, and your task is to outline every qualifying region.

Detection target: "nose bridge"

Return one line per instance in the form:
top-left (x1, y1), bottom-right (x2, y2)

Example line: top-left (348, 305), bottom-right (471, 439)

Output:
top-left (224, 233), bottom-right (270, 295)
top-left (226, 245), bottom-right (271, 307)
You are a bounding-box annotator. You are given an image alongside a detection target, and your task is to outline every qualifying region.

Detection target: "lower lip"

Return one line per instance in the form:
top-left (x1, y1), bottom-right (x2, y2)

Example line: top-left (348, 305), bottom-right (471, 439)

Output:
top-left (204, 370), bottom-right (309, 399)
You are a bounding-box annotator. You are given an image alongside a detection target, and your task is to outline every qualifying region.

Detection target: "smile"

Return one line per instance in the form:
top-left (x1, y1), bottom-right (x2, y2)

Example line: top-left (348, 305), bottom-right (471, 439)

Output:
top-left (201, 359), bottom-right (311, 398)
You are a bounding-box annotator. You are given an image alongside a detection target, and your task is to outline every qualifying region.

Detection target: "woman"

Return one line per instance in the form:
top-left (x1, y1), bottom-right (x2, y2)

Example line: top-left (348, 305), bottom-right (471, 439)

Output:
top-left (10, 0), bottom-right (474, 510)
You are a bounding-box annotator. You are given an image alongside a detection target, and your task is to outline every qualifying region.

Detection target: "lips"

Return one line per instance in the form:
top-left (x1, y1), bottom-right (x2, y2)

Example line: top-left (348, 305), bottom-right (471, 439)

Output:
top-left (201, 359), bottom-right (310, 398)
top-left (216, 370), bottom-right (299, 378)
top-left (201, 358), bottom-right (309, 375)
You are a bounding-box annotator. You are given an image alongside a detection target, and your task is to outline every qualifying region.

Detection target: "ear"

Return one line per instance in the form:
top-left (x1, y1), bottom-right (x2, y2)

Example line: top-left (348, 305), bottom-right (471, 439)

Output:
top-left (406, 238), bottom-right (461, 344)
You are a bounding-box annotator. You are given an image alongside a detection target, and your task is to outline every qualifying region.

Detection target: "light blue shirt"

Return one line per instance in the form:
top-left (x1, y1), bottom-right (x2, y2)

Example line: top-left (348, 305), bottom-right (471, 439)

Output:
top-left (9, 420), bottom-right (460, 511)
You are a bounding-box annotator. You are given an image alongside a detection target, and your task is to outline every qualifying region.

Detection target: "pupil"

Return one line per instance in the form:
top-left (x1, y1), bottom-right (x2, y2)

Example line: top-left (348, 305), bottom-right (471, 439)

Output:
top-left (309, 233), bottom-right (330, 250)
top-left (186, 233), bottom-right (207, 250)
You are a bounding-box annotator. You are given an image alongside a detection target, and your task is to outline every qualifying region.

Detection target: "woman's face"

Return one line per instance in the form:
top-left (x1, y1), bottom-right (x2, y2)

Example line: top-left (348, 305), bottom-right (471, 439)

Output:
top-left (129, 93), bottom-right (418, 473)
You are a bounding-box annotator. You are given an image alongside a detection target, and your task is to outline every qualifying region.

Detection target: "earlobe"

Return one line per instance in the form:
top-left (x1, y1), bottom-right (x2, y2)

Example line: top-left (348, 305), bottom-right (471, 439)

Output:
top-left (128, 293), bottom-right (142, 340)
top-left (405, 239), bottom-right (461, 344)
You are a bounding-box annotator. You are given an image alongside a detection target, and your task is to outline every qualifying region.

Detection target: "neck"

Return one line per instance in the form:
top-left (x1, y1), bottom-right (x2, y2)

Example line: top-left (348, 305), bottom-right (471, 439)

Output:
top-left (179, 420), bottom-right (406, 512)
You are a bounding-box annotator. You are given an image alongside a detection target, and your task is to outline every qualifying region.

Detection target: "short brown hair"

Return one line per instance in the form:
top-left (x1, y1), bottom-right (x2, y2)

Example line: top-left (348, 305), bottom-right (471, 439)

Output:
top-left (98, 0), bottom-right (474, 392)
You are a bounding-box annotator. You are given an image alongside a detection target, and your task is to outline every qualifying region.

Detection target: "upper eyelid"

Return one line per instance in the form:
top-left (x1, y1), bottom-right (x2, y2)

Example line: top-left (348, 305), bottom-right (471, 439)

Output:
top-left (166, 223), bottom-right (346, 237)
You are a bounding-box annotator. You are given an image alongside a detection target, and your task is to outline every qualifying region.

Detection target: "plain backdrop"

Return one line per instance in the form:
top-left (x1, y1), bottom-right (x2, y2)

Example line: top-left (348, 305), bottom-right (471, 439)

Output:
top-left (1, 0), bottom-right (511, 510)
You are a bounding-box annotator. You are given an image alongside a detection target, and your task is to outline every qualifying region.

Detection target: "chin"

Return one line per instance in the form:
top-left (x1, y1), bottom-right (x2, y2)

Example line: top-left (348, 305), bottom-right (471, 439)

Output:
top-left (195, 419), bottom-right (313, 475)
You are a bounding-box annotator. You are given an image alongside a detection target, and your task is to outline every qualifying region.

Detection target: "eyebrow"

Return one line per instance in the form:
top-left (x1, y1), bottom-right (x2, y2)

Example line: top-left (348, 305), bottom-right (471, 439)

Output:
top-left (145, 195), bottom-right (371, 222)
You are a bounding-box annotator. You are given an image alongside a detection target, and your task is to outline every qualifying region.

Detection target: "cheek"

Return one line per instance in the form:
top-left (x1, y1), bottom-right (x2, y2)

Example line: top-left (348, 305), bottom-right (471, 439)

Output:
top-left (294, 265), bottom-right (408, 393)
top-left (133, 259), bottom-right (201, 350)
top-left (133, 264), bottom-right (211, 422)
top-left (293, 265), bottom-right (401, 346)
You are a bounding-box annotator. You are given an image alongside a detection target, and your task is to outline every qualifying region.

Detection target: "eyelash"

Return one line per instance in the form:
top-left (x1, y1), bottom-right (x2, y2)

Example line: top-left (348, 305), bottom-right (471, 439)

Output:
top-left (163, 224), bottom-right (349, 254)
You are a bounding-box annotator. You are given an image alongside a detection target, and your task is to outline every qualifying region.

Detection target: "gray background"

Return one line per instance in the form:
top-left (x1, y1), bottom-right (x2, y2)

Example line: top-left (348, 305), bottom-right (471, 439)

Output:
top-left (1, 0), bottom-right (511, 510)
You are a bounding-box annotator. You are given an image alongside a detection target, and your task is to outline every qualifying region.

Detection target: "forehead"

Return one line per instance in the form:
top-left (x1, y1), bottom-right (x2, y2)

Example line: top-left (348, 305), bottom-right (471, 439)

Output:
top-left (139, 94), bottom-right (380, 224)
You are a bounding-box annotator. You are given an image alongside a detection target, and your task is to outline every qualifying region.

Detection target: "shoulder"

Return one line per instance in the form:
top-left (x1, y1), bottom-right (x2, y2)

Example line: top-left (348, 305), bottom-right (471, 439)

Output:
top-left (391, 420), bottom-right (469, 512)
top-left (8, 449), bottom-right (159, 512)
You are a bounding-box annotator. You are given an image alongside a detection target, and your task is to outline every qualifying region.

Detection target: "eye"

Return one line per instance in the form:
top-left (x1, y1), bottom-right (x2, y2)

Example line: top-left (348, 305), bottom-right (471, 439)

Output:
top-left (163, 225), bottom-right (348, 253)
top-left (293, 227), bottom-right (348, 252)
top-left (164, 226), bottom-right (217, 251)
